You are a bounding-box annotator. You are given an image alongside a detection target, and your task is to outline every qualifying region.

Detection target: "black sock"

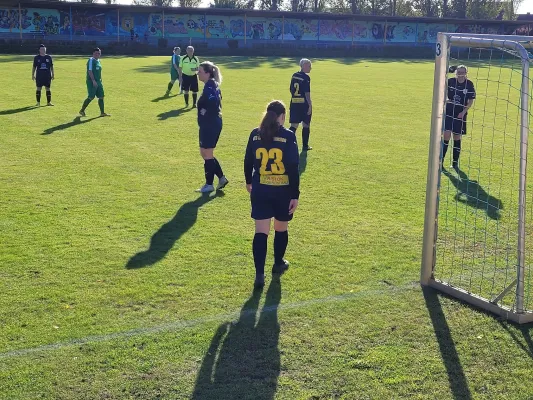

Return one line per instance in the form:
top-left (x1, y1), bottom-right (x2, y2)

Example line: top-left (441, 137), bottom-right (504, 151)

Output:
top-left (81, 98), bottom-right (92, 111)
top-left (192, 93), bottom-right (197, 106)
top-left (185, 93), bottom-right (189, 105)
top-left (302, 127), bottom-right (310, 148)
top-left (204, 159), bottom-right (215, 185)
top-left (167, 81), bottom-right (173, 92)
top-left (253, 233), bottom-right (268, 276)
top-left (274, 230), bottom-right (288, 265)
top-left (46, 90), bottom-right (51, 103)
top-left (453, 139), bottom-right (461, 164)
top-left (36, 90), bottom-right (41, 103)
top-left (98, 98), bottom-right (105, 114)
top-left (289, 126), bottom-right (297, 133)
top-left (442, 139), bottom-right (450, 162)
top-left (213, 158), bottom-right (223, 178)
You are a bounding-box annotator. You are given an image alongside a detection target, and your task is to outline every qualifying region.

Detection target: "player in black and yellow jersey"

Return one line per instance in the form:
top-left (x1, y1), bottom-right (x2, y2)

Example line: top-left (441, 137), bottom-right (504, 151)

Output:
top-left (289, 58), bottom-right (312, 150)
top-left (244, 100), bottom-right (300, 289)
top-left (179, 46), bottom-right (200, 108)
top-left (32, 44), bottom-right (54, 107)
top-left (443, 65), bottom-right (476, 171)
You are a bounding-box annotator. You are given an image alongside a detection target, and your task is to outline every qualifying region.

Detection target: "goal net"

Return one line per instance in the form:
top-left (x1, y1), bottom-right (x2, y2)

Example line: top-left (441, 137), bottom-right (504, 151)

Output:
top-left (421, 33), bottom-right (533, 323)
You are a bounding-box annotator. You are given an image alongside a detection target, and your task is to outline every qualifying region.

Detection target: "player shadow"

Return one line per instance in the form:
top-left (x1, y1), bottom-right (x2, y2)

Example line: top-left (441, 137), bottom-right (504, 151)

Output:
top-left (41, 116), bottom-right (99, 135)
top-left (157, 106), bottom-right (192, 121)
top-left (299, 149), bottom-right (308, 176)
top-left (423, 287), bottom-right (472, 400)
top-left (498, 321), bottom-right (533, 359)
top-left (125, 191), bottom-right (224, 269)
top-left (442, 168), bottom-right (503, 221)
top-left (0, 106), bottom-right (38, 115)
top-left (191, 277), bottom-right (281, 400)
top-left (152, 94), bottom-right (178, 103)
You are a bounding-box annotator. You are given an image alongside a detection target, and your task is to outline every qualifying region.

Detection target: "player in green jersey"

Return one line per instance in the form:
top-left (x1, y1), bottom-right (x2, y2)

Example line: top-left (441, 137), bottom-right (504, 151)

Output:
top-left (79, 48), bottom-right (110, 117)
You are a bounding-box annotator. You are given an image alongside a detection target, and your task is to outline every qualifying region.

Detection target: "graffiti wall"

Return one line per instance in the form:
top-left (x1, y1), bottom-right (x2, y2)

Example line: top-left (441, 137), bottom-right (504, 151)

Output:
top-left (71, 9), bottom-right (106, 36)
top-left (105, 11), bottom-right (151, 37)
top-left (0, 8), bottom-right (60, 34)
top-left (284, 19), bottom-right (318, 40)
top-left (320, 20), bottom-right (353, 41)
top-left (163, 13), bottom-right (205, 38)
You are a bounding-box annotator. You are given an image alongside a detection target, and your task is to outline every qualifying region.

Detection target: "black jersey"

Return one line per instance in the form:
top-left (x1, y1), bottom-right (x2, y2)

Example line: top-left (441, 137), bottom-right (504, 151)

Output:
top-left (244, 126), bottom-right (300, 199)
top-left (197, 79), bottom-right (222, 128)
top-left (290, 71), bottom-right (310, 105)
top-left (447, 78), bottom-right (476, 108)
top-left (33, 55), bottom-right (53, 77)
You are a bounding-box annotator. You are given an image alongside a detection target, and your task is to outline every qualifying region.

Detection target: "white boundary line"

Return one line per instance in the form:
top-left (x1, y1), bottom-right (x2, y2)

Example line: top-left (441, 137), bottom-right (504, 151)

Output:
top-left (0, 283), bottom-right (417, 359)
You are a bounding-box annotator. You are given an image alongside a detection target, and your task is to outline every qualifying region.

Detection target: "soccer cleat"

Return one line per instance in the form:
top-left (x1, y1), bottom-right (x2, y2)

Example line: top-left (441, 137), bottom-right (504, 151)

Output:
top-left (216, 176), bottom-right (229, 190)
top-left (79, 110), bottom-right (86, 117)
top-left (35, 102), bottom-right (40, 107)
top-left (100, 113), bottom-right (111, 117)
top-left (196, 184), bottom-right (214, 193)
top-left (254, 274), bottom-right (265, 290)
top-left (165, 91), bottom-right (170, 96)
top-left (303, 145), bottom-right (313, 151)
top-left (272, 259), bottom-right (289, 275)
top-left (46, 103), bottom-right (54, 107)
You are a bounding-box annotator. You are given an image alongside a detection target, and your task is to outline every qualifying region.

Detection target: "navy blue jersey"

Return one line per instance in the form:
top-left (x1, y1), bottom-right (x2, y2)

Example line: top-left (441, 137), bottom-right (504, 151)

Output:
top-left (33, 55), bottom-right (53, 77)
top-left (290, 71), bottom-right (310, 105)
top-left (447, 78), bottom-right (476, 107)
top-left (244, 126), bottom-right (300, 199)
top-left (197, 79), bottom-right (222, 128)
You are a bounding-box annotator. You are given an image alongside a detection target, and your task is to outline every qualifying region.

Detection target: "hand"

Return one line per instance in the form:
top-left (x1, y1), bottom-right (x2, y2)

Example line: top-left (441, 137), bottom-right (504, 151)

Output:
top-left (288, 199), bottom-right (299, 215)
top-left (200, 108), bottom-right (207, 116)
top-left (307, 105), bottom-right (312, 116)
top-left (457, 111), bottom-right (466, 119)
top-left (92, 81), bottom-right (98, 88)
top-left (32, 76), bottom-right (35, 81)
top-left (246, 184), bottom-right (252, 193)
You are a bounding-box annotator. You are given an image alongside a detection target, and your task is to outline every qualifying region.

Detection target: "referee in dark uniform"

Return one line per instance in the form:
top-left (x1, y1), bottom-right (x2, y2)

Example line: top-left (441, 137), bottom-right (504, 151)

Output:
top-left (289, 58), bottom-right (312, 150)
top-left (244, 100), bottom-right (300, 289)
top-left (179, 46), bottom-right (200, 108)
top-left (32, 44), bottom-right (54, 107)
top-left (443, 65), bottom-right (476, 171)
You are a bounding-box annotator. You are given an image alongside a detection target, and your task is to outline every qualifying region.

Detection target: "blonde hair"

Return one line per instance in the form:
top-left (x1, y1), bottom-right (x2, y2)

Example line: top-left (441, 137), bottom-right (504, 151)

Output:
top-left (299, 58), bottom-right (311, 68)
top-left (200, 61), bottom-right (223, 85)
top-left (457, 64), bottom-right (468, 73)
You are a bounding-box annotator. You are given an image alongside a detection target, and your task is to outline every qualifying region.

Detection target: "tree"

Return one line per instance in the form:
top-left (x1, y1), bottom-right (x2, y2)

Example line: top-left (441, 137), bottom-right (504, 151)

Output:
top-left (210, 0), bottom-right (247, 8)
top-left (104, 0), bottom-right (116, 4)
top-left (132, 0), bottom-right (175, 6)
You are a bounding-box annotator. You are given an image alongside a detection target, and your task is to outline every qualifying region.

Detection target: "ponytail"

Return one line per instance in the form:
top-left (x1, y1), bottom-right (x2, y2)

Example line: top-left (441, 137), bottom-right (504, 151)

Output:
top-left (259, 100), bottom-right (286, 143)
top-left (199, 61), bottom-right (222, 85)
top-left (212, 65), bottom-right (222, 85)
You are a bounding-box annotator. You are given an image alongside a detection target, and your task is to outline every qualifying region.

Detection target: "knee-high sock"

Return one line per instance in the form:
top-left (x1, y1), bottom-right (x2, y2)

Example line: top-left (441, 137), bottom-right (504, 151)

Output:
top-left (274, 230), bottom-right (288, 265)
top-left (36, 90), bottom-right (41, 103)
top-left (453, 139), bottom-right (461, 164)
top-left (81, 98), bottom-right (92, 111)
top-left (253, 233), bottom-right (268, 276)
top-left (213, 158), bottom-right (224, 178)
top-left (204, 159), bottom-right (215, 185)
top-left (302, 127), bottom-right (310, 148)
top-left (192, 93), bottom-right (197, 106)
top-left (167, 81), bottom-right (174, 92)
top-left (442, 139), bottom-right (450, 161)
top-left (98, 98), bottom-right (105, 114)
top-left (46, 90), bottom-right (51, 103)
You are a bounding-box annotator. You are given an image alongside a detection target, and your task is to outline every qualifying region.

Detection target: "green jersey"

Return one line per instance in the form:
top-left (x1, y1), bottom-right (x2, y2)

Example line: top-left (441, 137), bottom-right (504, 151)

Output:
top-left (87, 57), bottom-right (102, 82)
top-left (171, 54), bottom-right (180, 72)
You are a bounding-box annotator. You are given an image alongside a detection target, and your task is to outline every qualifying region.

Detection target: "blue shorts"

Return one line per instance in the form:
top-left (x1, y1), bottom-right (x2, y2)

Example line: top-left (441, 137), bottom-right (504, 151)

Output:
top-left (199, 122), bottom-right (222, 149)
top-left (289, 103), bottom-right (312, 125)
top-left (251, 188), bottom-right (293, 222)
top-left (445, 103), bottom-right (467, 135)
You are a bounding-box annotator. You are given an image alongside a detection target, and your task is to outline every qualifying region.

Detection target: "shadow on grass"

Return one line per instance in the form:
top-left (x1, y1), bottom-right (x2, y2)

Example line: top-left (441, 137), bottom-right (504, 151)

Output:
top-left (499, 320), bottom-right (533, 359)
top-left (423, 287), bottom-right (472, 400)
top-left (157, 106), bottom-right (191, 120)
top-left (299, 148), bottom-right (308, 176)
top-left (0, 105), bottom-right (38, 115)
top-left (126, 192), bottom-right (224, 269)
top-left (192, 278), bottom-right (281, 400)
top-left (42, 116), bottom-right (100, 135)
top-left (152, 94), bottom-right (178, 103)
top-left (442, 168), bottom-right (503, 221)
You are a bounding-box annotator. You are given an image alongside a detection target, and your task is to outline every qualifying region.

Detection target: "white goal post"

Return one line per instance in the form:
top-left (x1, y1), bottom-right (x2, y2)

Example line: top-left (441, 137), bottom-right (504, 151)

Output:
top-left (421, 32), bottom-right (533, 323)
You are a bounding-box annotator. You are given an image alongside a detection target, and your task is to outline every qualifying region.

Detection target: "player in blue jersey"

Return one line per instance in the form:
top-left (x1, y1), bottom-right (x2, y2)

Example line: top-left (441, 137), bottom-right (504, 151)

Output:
top-left (32, 44), bottom-right (54, 106)
top-left (443, 65), bottom-right (476, 171)
top-left (195, 61), bottom-right (228, 193)
top-left (244, 100), bottom-right (300, 289)
top-left (289, 58), bottom-right (312, 150)
top-left (165, 47), bottom-right (182, 95)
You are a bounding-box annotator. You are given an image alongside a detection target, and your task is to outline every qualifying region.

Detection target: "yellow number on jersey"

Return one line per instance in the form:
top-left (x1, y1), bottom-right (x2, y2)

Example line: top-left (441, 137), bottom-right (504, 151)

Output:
top-left (256, 148), bottom-right (286, 175)
top-left (293, 82), bottom-right (301, 97)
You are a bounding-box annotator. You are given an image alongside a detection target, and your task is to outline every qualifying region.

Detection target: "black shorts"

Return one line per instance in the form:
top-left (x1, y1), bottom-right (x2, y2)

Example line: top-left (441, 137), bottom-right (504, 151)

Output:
top-left (36, 75), bottom-right (51, 88)
top-left (445, 103), bottom-right (467, 135)
top-left (199, 120), bottom-right (222, 149)
top-left (182, 74), bottom-right (199, 92)
top-left (251, 188), bottom-right (293, 222)
top-left (289, 103), bottom-right (312, 125)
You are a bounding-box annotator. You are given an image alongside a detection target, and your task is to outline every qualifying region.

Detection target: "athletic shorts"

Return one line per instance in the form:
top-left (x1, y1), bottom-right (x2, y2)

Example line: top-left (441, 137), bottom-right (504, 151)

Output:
top-left (86, 81), bottom-right (104, 99)
top-left (445, 103), bottom-right (467, 135)
top-left (289, 103), bottom-right (312, 125)
top-left (250, 188), bottom-right (293, 222)
top-left (36, 75), bottom-right (51, 88)
top-left (170, 69), bottom-right (179, 81)
top-left (182, 74), bottom-right (199, 92)
top-left (199, 120), bottom-right (222, 149)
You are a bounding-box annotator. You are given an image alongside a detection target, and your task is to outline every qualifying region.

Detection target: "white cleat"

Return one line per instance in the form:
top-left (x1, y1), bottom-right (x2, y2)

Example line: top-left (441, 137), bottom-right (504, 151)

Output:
top-left (217, 176), bottom-right (229, 190)
top-left (196, 184), bottom-right (214, 193)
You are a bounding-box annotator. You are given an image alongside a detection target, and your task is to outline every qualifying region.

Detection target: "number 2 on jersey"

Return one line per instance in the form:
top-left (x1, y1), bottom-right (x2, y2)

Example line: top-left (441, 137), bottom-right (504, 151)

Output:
top-left (256, 148), bottom-right (285, 175)
top-left (293, 82), bottom-right (300, 97)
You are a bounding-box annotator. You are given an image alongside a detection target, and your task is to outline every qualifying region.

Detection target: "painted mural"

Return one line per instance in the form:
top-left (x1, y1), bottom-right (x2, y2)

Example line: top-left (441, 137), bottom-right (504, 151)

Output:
top-left (320, 20), bottom-right (352, 41)
top-left (283, 19), bottom-right (318, 40)
top-left (71, 9), bottom-right (106, 36)
top-left (163, 13), bottom-right (205, 38)
top-left (0, 8), bottom-right (60, 34)
top-left (205, 16), bottom-right (231, 38)
top-left (417, 23), bottom-right (447, 43)
top-left (105, 12), bottom-right (151, 37)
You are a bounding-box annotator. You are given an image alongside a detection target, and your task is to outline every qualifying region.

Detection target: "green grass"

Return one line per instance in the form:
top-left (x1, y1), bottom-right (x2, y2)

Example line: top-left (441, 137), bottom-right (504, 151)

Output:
top-left (1, 55), bottom-right (533, 399)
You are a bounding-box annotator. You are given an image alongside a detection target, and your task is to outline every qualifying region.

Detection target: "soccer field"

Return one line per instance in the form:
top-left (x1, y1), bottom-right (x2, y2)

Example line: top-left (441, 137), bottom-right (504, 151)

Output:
top-left (1, 55), bottom-right (533, 399)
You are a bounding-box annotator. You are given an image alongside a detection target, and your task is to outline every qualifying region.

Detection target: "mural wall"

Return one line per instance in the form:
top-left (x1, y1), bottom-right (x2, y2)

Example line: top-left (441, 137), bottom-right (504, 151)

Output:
top-left (0, 5), bottom-right (527, 44)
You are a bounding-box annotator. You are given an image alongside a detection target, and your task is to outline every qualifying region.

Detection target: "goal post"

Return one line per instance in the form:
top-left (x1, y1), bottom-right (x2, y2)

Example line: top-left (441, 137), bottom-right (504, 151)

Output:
top-left (421, 32), bottom-right (533, 323)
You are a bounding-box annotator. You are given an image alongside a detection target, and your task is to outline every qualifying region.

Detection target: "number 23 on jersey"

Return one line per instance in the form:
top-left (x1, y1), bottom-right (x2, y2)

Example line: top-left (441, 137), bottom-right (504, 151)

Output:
top-left (256, 148), bottom-right (288, 186)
